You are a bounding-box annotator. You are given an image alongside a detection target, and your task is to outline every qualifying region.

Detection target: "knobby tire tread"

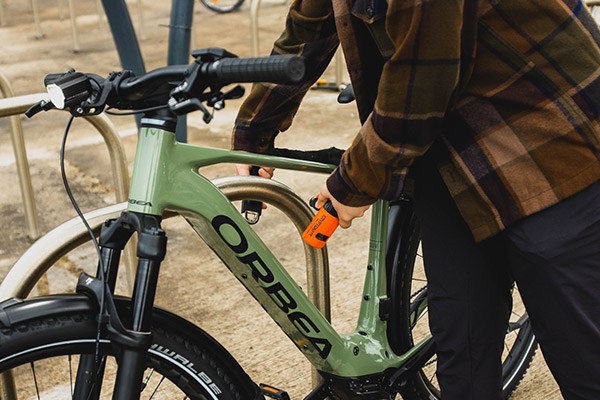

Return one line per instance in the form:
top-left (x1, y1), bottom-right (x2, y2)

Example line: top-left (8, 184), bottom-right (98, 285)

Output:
top-left (0, 307), bottom-right (244, 400)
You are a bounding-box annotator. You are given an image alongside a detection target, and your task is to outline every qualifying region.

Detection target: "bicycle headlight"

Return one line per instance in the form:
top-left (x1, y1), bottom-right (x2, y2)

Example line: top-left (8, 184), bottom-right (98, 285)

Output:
top-left (46, 83), bottom-right (66, 109)
top-left (44, 71), bottom-right (92, 110)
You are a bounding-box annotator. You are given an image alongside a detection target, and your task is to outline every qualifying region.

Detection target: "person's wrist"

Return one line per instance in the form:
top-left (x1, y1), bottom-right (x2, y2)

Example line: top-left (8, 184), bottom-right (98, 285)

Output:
top-left (231, 128), bottom-right (275, 153)
top-left (326, 169), bottom-right (375, 207)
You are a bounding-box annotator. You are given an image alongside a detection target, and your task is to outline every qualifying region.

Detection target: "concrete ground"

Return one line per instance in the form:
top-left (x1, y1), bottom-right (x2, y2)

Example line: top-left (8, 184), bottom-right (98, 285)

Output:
top-left (0, 0), bottom-right (561, 398)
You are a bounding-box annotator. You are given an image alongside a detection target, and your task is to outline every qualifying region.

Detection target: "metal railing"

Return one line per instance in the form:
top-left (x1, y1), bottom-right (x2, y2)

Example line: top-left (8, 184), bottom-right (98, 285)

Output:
top-left (0, 89), bottom-right (138, 289)
top-left (0, 0), bottom-right (146, 52)
top-left (0, 177), bottom-right (331, 399)
top-left (0, 93), bottom-right (130, 206)
top-left (0, 75), bottom-right (40, 240)
top-left (249, 0), bottom-right (345, 87)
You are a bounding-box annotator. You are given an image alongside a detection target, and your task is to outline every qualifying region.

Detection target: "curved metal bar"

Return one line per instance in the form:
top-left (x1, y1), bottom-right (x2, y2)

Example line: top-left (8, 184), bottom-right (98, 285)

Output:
top-left (31, 0), bottom-right (44, 38)
top-left (0, 177), bottom-right (331, 319)
top-left (0, 92), bottom-right (134, 290)
top-left (213, 176), bottom-right (331, 320)
top-left (0, 75), bottom-right (40, 239)
top-left (0, 202), bottom-right (127, 301)
top-left (0, 93), bottom-right (130, 203)
top-left (0, 0), bottom-right (6, 27)
top-left (67, 0), bottom-right (81, 52)
top-left (250, 0), bottom-right (262, 56)
top-left (0, 176), bottom-right (330, 397)
top-left (81, 113), bottom-right (130, 203)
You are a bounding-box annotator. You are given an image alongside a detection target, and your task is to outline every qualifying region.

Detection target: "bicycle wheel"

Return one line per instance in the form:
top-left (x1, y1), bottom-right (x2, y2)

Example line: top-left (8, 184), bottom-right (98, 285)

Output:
top-left (200, 0), bottom-right (245, 13)
top-left (0, 296), bottom-right (260, 400)
top-left (385, 202), bottom-right (537, 399)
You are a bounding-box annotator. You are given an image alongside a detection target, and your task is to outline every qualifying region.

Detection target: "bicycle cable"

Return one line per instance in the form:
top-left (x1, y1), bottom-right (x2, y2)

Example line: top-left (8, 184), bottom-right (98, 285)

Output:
top-left (58, 114), bottom-right (107, 373)
top-left (105, 104), bottom-right (169, 116)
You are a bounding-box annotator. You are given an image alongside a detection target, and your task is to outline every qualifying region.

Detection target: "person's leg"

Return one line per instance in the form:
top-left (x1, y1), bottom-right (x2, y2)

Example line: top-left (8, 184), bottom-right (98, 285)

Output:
top-left (505, 180), bottom-right (600, 400)
top-left (413, 156), bottom-right (512, 400)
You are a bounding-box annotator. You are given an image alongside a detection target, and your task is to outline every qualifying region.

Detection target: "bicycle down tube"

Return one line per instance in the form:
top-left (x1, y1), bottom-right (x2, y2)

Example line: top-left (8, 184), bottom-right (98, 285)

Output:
top-left (126, 117), bottom-right (432, 378)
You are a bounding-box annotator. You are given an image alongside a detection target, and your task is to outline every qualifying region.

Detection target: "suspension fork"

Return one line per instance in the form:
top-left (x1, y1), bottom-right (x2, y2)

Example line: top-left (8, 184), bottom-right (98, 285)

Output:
top-left (73, 212), bottom-right (167, 400)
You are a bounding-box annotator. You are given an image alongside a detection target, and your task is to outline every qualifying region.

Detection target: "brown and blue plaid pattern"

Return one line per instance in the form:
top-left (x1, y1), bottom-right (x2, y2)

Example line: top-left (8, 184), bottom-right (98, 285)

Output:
top-left (233, 0), bottom-right (600, 241)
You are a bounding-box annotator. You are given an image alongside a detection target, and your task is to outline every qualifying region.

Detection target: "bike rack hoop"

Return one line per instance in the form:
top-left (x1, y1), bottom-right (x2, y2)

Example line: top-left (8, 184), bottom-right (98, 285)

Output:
top-left (0, 92), bottom-right (130, 204)
top-left (0, 91), bottom-right (136, 292)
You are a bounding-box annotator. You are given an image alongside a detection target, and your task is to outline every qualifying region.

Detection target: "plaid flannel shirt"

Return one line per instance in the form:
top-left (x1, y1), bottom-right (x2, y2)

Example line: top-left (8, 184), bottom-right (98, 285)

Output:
top-left (232, 0), bottom-right (600, 241)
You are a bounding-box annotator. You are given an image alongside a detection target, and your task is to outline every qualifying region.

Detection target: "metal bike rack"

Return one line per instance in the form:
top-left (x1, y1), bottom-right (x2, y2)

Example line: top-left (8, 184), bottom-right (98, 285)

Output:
top-left (250, 0), bottom-right (291, 56)
top-left (28, 0), bottom-right (145, 52)
top-left (249, 0), bottom-right (345, 87)
top-left (0, 93), bottom-right (130, 205)
top-left (0, 0), bottom-right (5, 27)
top-left (249, 0), bottom-right (262, 57)
top-left (0, 91), bottom-right (138, 289)
top-left (0, 177), bottom-right (331, 399)
top-left (0, 89), bottom-right (136, 399)
top-left (31, 0), bottom-right (44, 38)
top-left (31, 0), bottom-right (80, 48)
top-left (0, 75), bottom-right (40, 240)
top-left (0, 177), bottom-right (331, 315)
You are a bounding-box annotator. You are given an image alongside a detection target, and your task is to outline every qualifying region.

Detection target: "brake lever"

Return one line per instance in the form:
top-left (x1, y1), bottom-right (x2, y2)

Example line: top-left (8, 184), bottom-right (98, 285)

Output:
top-left (25, 99), bottom-right (55, 118)
top-left (206, 85), bottom-right (244, 111)
top-left (223, 85), bottom-right (245, 100)
top-left (168, 97), bottom-right (214, 123)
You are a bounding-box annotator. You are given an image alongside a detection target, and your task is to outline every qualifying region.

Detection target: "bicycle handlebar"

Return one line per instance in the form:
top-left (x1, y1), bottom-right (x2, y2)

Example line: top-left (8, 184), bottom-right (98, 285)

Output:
top-left (203, 55), bottom-right (305, 84)
top-left (26, 48), bottom-right (306, 120)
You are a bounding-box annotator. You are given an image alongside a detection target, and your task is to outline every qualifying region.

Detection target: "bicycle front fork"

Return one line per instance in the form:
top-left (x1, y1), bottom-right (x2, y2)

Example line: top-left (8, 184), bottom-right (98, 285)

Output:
top-left (73, 211), bottom-right (167, 400)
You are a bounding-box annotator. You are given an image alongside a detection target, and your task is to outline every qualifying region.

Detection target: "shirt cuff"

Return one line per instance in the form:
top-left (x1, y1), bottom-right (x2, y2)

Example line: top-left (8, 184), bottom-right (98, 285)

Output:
top-left (326, 168), bottom-right (377, 207)
top-left (231, 127), bottom-right (277, 153)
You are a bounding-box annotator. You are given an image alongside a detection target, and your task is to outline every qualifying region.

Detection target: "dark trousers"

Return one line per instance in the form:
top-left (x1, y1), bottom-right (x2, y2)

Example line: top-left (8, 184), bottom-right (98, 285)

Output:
top-left (412, 157), bottom-right (600, 400)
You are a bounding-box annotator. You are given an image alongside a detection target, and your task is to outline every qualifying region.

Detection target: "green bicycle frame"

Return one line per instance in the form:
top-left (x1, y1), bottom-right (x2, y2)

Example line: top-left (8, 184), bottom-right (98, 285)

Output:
top-left (127, 126), bottom-right (430, 377)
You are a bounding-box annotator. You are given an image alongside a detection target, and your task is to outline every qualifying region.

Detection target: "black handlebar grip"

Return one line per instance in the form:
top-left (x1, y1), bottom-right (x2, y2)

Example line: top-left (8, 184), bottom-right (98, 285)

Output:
top-left (205, 55), bottom-right (305, 84)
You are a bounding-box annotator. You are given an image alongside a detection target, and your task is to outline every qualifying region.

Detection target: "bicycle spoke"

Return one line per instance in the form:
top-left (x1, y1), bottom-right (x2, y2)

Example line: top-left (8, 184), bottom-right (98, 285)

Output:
top-left (69, 355), bottom-right (74, 399)
top-left (149, 375), bottom-right (166, 398)
top-left (30, 362), bottom-right (41, 399)
top-left (141, 368), bottom-right (155, 392)
top-left (508, 314), bottom-right (528, 333)
top-left (424, 357), bottom-right (438, 386)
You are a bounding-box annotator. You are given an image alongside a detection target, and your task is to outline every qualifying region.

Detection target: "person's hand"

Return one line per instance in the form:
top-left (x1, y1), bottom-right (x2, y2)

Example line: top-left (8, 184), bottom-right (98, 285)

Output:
top-left (234, 164), bottom-right (274, 178)
top-left (314, 184), bottom-right (370, 228)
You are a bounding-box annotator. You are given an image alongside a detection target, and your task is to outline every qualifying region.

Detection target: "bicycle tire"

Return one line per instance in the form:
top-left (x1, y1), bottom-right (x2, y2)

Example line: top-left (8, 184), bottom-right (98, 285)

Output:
top-left (0, 295), bottom-right (261, 400)
top-left (200, 0), bottom-right (245, 14)
top-left (385, 202), bottom-right (537, 399)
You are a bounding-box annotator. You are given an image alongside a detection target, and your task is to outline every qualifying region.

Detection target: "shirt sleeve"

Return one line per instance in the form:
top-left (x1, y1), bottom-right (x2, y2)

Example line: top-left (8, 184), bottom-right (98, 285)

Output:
top-left (232, 0), bottom-right (339, 153)
top-left (327, 0), bottom-right (476, 206)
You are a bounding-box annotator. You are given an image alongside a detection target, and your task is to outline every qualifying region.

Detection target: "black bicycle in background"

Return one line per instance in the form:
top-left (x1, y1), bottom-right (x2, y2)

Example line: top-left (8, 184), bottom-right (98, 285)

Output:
top-left (200, 0), bottom-right (245, 13)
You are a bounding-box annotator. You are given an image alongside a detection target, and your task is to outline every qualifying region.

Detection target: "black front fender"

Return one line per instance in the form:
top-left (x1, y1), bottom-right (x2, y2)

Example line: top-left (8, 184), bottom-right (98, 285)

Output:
top-left (0, 294), bottom-right (264, 399)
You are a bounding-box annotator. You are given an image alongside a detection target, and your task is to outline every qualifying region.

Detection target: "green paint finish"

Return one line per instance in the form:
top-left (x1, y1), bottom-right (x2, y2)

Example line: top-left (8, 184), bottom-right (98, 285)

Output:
top-left (126, 128), bottom-right (425, 377)
top-left (128, 128), bottom-right (334, 215)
